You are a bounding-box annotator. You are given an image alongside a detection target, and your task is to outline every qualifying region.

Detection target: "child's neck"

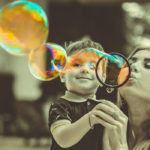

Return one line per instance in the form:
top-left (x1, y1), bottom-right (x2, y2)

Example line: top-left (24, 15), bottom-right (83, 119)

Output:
top-left (65, 90), bottom-right (96, 100)
top-left (70, 91), bottom-right (95, 99)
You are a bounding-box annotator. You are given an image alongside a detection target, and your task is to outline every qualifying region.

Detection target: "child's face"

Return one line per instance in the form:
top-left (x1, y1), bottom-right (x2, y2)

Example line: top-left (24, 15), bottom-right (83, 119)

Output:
top-left (60, 49), bottom-right (105, 96)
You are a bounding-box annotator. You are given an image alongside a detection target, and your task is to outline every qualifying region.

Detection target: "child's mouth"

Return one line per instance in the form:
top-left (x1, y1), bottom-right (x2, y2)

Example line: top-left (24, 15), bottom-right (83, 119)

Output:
top-left (76, 77), bottom-right (92, 80)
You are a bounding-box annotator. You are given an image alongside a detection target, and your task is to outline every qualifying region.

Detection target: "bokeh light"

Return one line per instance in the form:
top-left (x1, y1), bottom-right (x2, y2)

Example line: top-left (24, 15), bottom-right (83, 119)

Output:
top-left (28, 43), bottom-right (67, 81)
top-left (0, 0), bottom-right (49, 56)
top-left (122, 2), bottom-right (150, 53)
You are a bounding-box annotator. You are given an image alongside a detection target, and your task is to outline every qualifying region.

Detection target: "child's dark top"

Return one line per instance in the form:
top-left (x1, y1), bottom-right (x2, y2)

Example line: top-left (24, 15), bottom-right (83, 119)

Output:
top-left (48, 91), bottom-right (104, 150)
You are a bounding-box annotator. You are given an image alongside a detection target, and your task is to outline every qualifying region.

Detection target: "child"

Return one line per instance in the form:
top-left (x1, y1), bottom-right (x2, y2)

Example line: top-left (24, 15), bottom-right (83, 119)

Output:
top-left (48, 39), bottom-right (107, 150)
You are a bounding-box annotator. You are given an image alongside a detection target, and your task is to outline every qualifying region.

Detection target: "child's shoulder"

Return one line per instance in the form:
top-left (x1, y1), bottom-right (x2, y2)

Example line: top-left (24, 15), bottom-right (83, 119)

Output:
top-left (51, 96), bottom-right (73, 107)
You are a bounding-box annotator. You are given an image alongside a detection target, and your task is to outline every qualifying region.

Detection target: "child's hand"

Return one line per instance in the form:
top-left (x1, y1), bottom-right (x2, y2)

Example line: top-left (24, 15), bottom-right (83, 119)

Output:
top-left (88, 100), bottom-right (128, 150)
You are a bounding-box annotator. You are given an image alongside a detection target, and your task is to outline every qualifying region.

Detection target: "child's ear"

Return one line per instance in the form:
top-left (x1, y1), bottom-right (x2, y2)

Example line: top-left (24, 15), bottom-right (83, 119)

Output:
top-left (60, 74), bottom-right (66, 83)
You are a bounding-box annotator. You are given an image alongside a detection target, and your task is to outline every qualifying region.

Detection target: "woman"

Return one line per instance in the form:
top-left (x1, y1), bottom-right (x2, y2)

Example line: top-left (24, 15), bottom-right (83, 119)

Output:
top-left (117, 47), bottom-right (150, 150)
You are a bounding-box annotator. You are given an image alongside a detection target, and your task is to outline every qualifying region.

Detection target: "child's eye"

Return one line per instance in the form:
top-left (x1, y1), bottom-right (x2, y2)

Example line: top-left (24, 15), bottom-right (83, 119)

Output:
top-left (73, 63), bottom-right (81, 67)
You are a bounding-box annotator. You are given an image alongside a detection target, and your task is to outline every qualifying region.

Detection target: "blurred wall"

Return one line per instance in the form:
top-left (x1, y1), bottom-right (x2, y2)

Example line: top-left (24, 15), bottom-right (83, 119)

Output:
top-left (48, 2), bottom-right (125, 53)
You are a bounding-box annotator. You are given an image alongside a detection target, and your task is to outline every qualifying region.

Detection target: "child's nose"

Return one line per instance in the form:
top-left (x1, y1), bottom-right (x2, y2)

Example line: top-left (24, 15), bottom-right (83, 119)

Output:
top-left (80, 65), bottom-right (90, 73)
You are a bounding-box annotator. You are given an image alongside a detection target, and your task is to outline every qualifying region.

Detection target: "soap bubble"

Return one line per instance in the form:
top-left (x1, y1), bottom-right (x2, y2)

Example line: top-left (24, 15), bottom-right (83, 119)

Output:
top-left (96, 52), bottom-right (131, 88)
top-left (28, 43), bottom-right (67, 81)
top-left (0, 0), bottom-right (49, 56)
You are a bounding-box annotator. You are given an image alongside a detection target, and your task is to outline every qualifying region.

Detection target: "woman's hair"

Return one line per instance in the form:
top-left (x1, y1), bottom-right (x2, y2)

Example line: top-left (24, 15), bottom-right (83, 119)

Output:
top-left (64, 39), bottom-right (104, 56)
top-left (117, 47), bottom-right (150, 150)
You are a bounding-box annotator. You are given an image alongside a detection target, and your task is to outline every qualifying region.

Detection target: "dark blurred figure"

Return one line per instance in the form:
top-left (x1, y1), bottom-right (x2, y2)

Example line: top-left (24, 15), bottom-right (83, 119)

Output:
top-left (0, 73), bottom-right (16, 135)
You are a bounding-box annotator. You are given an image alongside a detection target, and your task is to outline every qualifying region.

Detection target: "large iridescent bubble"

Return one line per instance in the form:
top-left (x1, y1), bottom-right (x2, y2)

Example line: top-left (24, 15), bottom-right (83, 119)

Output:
top-left (96, 52), bottom-right (131, 88)
top-left (0, 0), bottom-right (49, 56)
top-left (28, 43), bottom-right (67, 81)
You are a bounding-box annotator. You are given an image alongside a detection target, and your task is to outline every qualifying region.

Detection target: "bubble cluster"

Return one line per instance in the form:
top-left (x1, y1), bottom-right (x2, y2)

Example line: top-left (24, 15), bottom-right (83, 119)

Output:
top-left (0, 0), bottom-right (131, 86)
top-left (28, 43), bottom-right (67, 81)
top-left (0, 0), bottom-right (49, 56)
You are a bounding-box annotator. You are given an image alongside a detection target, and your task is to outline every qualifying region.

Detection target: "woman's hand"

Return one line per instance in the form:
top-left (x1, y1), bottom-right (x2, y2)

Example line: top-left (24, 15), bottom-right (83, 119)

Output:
top-left (88, 100), bottom-right (128, 150)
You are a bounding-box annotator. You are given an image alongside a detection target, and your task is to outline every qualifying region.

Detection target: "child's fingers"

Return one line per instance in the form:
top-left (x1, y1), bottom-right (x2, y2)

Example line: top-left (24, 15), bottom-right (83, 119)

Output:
top-left (94, 103), bottom-right (115, 116)
top-left (92, 110), bottom-right (123, 130)
top-left (93, 113), bottom-right (120, 130)
top-left (94, 103), bottom-right (127, 124)
top-left (99, 100), bottom-right (127, 118)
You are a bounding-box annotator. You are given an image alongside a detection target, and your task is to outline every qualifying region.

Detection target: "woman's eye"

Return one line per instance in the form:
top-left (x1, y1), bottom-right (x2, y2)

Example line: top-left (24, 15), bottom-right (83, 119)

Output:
top-left (128, 60), bottom-right (133, 65)
top-left (128, 58), bottom-right (137, 66)
top-left (144, 62), bottom-right (150, 69)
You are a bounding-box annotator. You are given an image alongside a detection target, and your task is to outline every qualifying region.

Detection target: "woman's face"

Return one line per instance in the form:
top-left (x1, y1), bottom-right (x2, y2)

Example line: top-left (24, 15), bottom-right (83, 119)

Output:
top-left (119, 50), bottom-right (150, 100)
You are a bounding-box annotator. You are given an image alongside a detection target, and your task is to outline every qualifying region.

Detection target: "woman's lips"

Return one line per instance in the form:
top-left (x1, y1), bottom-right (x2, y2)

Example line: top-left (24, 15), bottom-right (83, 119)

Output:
top-left (128, 73), bottom-right (137, 82)
top-left (130, 73), bottom-right (137, 79)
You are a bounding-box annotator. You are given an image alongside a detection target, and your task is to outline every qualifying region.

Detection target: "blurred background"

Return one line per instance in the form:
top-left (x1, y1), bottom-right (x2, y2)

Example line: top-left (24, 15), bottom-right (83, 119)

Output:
top-left (0, 0), bottom-right (150, 149)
